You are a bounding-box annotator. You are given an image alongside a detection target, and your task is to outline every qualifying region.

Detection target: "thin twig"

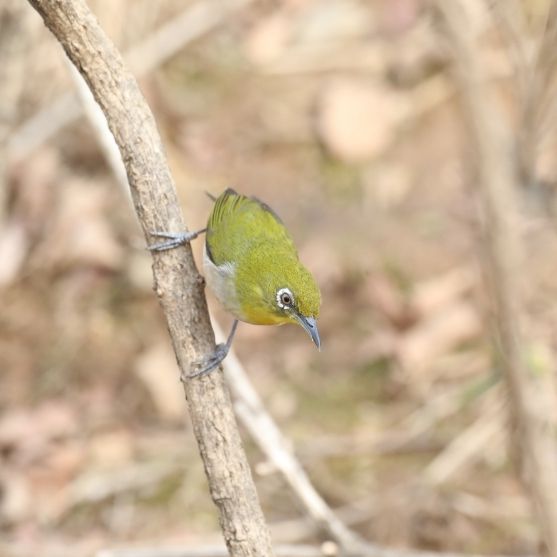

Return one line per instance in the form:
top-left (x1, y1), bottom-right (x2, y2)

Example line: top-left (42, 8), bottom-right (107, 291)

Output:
top-left (424, 391), bottom-right (505, 485)
top-left (96, 543), bottom-right (537, 557)
top-left (97, 545), bottom-right (330, 557)
top-left (25, 1), bottom-right (273, 555)
top-left (66, 60), bottom-right (130, 197)
top-left (0, 0), bottom-right (34, 221)
top-left (65, 12), bottom-right (366, 548)
top-left (490, 1), bottom-right (557, 189)
top-left (214, 323), bottom-right (366, 552)
top-left (10, 0), bottom-right (253, 161)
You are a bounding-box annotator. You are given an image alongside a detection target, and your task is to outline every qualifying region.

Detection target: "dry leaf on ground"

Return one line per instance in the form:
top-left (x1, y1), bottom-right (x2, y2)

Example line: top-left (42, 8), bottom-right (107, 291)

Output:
top-left (316, 79), bottom-right (408, 162)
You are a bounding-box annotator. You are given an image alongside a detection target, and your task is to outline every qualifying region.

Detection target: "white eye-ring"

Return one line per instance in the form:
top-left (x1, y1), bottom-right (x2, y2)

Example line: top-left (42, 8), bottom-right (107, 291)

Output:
top-left (276, 287), bottom-right (294, 309)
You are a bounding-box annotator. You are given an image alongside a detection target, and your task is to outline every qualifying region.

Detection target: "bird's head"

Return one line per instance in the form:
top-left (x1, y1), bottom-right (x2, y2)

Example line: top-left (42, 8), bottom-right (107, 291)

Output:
top-left (237, 252), bottom-right (322, 349)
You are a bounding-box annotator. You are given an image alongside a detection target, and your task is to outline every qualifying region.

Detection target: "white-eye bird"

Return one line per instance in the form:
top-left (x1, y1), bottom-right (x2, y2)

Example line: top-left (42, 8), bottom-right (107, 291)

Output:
top-left (150, 188), bottom-right (321, 377)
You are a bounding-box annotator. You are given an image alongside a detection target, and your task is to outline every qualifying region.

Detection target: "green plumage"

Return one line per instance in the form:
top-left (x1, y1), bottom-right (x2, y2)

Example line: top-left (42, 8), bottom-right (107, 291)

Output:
top-left (205, 189), bottom-right (321, 326)
top-left (206, 189), bottom-right (293, 266)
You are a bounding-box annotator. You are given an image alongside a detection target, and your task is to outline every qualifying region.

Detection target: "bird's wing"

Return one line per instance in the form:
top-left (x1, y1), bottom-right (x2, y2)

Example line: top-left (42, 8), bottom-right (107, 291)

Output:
top-left (206, 188), bottom-right (295, 266)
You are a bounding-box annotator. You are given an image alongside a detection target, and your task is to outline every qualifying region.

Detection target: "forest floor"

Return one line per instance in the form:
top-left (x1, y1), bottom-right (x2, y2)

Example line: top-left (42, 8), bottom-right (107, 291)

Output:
top-left (2, 1), bottom-right (557, 556)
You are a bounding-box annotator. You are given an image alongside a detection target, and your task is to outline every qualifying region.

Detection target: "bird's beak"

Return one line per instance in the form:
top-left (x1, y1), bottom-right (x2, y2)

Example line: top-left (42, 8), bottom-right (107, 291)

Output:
top-left (296, 314), bottom-right (321, 351)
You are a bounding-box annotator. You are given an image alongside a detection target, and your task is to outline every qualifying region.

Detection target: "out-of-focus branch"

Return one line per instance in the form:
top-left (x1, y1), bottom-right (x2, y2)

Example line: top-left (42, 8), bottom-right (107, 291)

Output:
top-left (67, 8), bottom-right (368, 547)
top-left (96, 542), bottom-right (536, 557)
top-left (437, 2), bottom-right (557, 556)
top-left (0, 0), bottom-right (34, 221)
top-left (95, 540), bottom-right (538, 557)
top-left (67, 60), bottom-right (129, 197)
top-left (9, 0), bottom-right (252, 161)
top-left (24, 1), bottom-right (274, 556)
top-left (97, 544), bottom-right (330, 557)
top-left (490, 2), bottom-right (557, 191)
top-left (214, 323), bottom-right (366, 552)
top-left (424, 391), bottom-right (505, 485)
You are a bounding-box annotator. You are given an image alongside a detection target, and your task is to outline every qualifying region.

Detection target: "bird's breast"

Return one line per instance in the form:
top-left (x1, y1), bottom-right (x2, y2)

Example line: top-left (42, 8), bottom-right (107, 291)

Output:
top-left (203, 247), bottom-right (243, 319)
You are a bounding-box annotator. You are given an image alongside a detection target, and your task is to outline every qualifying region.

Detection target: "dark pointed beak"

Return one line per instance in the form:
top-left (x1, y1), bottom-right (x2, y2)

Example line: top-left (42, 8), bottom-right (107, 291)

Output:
top-left (297, 315), bottom-right (321, 351)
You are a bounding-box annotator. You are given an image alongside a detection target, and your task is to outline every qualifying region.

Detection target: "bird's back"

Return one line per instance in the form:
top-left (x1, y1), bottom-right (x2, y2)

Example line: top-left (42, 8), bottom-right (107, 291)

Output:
top-left (205, 188), bottom-right (295, 266)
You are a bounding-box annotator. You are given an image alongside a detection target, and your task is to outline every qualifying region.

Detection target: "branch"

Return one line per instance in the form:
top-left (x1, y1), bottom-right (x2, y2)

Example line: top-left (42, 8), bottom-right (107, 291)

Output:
top-left (67, 60), bottom-right (130, 196)
top-left (0, 0), bottom-right (34, 221)
top-left (215, 323), bottom-right (366, 551)
top-left (97, 545), bottom-right (330, 557)
top-left (65, 11), bottom-right (368, 548)
top-left (24, 1), bottom-right (273, 555)
top-left (424, 390), bottom-right (505, 485)
top-left (96, 543), bottom-right (536, 557)
top-left (437, 2), bottom-right (557, 555)
top-left (10, 0), bottom-right (252, 161)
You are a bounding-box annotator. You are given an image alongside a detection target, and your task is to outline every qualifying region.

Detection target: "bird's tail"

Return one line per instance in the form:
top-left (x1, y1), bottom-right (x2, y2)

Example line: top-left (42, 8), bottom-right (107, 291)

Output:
top-left (205, 187), bottom-right (238, 202)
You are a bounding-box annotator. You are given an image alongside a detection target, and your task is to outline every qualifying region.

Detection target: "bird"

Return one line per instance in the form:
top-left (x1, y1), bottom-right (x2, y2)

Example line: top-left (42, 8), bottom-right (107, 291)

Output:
top-left (149, 188), bottom-right (321, 377)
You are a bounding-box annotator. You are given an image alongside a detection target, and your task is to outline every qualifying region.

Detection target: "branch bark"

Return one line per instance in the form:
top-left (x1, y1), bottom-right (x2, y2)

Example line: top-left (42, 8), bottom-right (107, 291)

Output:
top-left (215, 323), bottom-right (367, 552)
top-left (437, 2), bottom-right (557, 555)
top-left (65, 14), bottom-right (365, 550)
top-left (25, 0), bottom-right (274, 555)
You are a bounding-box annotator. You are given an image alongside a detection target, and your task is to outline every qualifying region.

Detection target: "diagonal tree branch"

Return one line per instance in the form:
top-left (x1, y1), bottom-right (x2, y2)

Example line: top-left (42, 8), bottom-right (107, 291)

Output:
top-left (24, 0), bottom-right (274, 555)
top-left (65, 17), bottom-right (368, 550)
top-left (216, 323), bottom-right (367, 551)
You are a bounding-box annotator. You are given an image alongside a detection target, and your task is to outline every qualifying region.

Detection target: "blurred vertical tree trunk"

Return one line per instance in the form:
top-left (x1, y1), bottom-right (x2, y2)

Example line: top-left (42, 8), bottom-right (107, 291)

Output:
top-left (438, 2), bottom-right (557, 556)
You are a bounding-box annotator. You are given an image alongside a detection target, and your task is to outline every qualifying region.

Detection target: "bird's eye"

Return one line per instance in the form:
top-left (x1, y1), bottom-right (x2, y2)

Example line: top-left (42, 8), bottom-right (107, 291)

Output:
top-left (280, 292), bottom-right (292, 306)
top-left (277, 287), bottom-right (294, 309)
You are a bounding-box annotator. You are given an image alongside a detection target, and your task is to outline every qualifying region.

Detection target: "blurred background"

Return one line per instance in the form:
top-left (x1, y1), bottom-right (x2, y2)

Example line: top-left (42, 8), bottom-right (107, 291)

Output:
top-left (2, 0), bottom-right (557, 555)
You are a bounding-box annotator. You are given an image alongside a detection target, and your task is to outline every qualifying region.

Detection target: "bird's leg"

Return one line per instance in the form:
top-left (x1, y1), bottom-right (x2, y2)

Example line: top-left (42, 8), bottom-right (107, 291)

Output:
top-left (148, 228), bottom-right (207, 251)
top-left (185, 319), bottom-right (239, 379)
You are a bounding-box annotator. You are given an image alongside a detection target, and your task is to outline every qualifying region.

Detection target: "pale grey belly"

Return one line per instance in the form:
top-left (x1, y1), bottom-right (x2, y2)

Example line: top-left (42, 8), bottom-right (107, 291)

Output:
top-left (203, 247), bottom-right (243, 319)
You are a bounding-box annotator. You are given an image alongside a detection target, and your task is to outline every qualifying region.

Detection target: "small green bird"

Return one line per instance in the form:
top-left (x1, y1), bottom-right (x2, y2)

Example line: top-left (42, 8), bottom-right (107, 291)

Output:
top-left (150, 188), bottom-right (321, 377)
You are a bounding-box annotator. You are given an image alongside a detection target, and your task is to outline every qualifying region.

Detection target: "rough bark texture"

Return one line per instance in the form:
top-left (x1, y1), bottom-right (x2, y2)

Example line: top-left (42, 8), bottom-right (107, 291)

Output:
top-left (25, 1), bottom-right (274, 555)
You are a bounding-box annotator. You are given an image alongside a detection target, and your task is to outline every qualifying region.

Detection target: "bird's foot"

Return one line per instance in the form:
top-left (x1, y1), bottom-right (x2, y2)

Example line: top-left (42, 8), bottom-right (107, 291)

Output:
top-left (182, 343), bottom-right (230, 380)
top-left (181, 321), bottom-right (239, 380)
top-left (148, 229), bottom-right (206, 251)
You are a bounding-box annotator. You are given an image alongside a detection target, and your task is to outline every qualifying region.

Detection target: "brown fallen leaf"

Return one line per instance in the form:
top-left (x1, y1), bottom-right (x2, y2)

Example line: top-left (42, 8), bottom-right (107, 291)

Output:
top-left (35, 178), bottom-right (123, 271)
top-left (411, 266), bottom-right (477, 317)
top-left (397, 301), bottom-right (481, 380)
top-left (0, 402), bottom-right (78, 463)
top-left (316, 78), bottom-right (408, 162)
top-left (367, 271), bottom-right (417, 329)
top-left (10, 147), bottom-right (59, 234)
top-left (88, 429), bottom-right (134, 469)
top-left (245, 0), bottom-right (373, 67)
top-left (377, 0), bottom-right (422, 35)
top-left (245, 11), bottom-right (291, 65)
